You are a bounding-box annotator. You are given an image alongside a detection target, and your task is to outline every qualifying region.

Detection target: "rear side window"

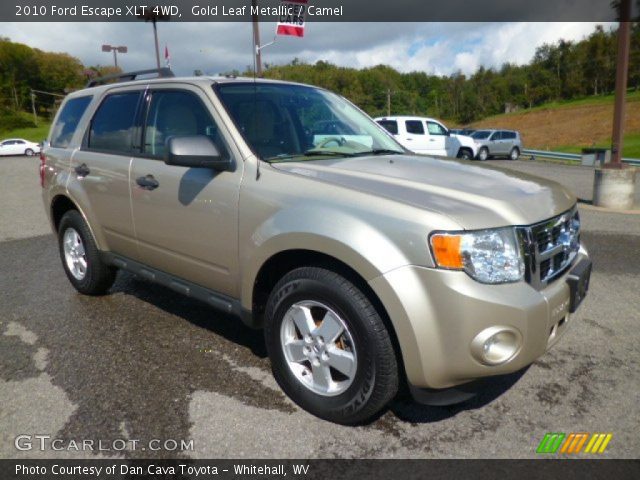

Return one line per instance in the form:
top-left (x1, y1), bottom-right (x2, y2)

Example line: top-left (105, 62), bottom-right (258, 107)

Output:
top-left (377, 120), bottom-right (398, 135)
top-left (88, 92), bottom-right (142, 154)
top-left (50, 96), bottom-right (92, 148)
top-left (502, 131), bottom-right (516, 140)
top-left (405, 120), bottom-right (425, 135)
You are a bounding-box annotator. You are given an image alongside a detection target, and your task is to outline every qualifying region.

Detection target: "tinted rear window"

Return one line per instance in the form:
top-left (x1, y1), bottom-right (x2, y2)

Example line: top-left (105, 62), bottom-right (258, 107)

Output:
top-left (377, 120), bottom-right (398, 135)
top-left (405, 120), bottom-right (425, 135)
top-left (50, 96), bottom-right (92, 148)
top-left (502, 131), bottom-right (516, 139)
top-left (88, 92), bottom-right (142, 153)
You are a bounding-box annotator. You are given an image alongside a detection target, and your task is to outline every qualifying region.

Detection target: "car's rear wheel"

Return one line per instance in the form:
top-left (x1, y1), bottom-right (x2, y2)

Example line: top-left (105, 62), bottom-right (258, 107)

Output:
top-left (509, 147), bottom-right (520, 160)
top-left (478, 147), bottom-right (489, 161)
top-left (264, 267), bottom-right (398, 425)
top-left (58, 210), bottom-right (116, 295)
top-left (25, 148), bottom-right (34, 156)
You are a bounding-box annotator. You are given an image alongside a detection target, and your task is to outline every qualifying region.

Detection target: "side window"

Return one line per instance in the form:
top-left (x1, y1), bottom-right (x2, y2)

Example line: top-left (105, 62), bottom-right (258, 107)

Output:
top-left (489, 132), bottom-right (501, 141)
top-left (503, 131), bottom-right (515, 140)
top-left (144, 90), bottom-right (228, 158)
top-left (426, 121), bottom-right (448, 136)
top-left (405, 120), bottom-right (425, 135)
top-left (16, 140), bottom-right (25, 145)
top-left (88, 92), bottom-right (142, 154)
top-left (51, 96), bottom-right (92, 148)
top-left (377, 120), bottom-right (398, 135)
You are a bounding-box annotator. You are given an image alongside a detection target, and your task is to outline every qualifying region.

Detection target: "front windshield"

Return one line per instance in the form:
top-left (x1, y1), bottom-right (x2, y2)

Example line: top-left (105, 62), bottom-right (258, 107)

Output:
top-left (215, 83), bottom-right (404, 161)
top-left (471, 130), bottom-right (491, 139)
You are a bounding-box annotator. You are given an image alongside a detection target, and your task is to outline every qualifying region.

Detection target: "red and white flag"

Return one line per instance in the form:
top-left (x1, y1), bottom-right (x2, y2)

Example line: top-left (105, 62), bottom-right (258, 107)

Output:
top-left (164, 45), bottom-right (171, 69)
top-left (276, 0), bottom-right (308, 38)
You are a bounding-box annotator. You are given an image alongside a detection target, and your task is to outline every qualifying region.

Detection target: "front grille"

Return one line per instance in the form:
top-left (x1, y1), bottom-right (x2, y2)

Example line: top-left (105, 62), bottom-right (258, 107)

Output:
top-left (520, 208), bottom-right (580, 289)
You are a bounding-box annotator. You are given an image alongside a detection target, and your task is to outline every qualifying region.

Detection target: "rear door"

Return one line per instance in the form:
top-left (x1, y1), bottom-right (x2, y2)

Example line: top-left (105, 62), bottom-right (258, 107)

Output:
top-left (129, 85), bottom-right (242, 296)
top-left (403, 120), bottom-right (431, 153)
top-left (71, 88), bottom-right (144, 258)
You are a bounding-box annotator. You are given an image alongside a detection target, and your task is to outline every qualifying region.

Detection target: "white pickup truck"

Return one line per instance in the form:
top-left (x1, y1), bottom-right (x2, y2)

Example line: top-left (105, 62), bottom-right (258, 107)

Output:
top-left (375, 116), bottom-right (477, 160)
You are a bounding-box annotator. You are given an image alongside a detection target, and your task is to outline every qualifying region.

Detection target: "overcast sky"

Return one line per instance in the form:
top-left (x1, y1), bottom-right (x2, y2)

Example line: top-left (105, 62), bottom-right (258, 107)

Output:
top-left (2, 22), bottom-right (615, 77)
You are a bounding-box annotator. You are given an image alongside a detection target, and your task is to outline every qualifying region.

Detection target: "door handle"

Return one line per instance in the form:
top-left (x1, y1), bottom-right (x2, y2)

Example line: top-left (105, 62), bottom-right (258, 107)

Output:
top-left (136, 174), bottom-right (159, 191)
top-left (74, 163), bottom-right (90, 177)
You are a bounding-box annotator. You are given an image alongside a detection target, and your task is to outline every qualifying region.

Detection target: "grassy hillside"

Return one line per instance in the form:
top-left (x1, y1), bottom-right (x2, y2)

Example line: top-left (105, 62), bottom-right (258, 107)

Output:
top-left (470, 91), bottom-right (640, 158)
top-left (1, 123), bottom-right (51, 143)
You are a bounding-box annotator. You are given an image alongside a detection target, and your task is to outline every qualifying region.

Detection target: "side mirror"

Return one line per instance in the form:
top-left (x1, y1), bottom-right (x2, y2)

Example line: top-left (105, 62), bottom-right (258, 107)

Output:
top-left (165, 135), bottom-right (234, 171)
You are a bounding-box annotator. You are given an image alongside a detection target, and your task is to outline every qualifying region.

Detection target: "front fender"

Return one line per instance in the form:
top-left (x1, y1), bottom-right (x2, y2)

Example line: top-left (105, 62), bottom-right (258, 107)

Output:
top-left (240, 206), bottom-right (411, 311)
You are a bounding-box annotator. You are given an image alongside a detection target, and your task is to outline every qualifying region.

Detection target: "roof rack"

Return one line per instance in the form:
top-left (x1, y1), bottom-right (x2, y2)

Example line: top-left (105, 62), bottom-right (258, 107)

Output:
top-left (86, 68), bottom-right (175, 88)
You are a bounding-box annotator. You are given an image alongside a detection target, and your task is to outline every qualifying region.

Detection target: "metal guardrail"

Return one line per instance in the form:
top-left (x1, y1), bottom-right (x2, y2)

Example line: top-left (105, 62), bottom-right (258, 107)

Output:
top-left (522, 149), bottom-right (640, 167)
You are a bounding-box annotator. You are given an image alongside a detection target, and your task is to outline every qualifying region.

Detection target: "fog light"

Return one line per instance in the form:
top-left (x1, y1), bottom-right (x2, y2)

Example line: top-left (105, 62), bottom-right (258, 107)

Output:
top-left (471, 327), bottom-right (522, 366)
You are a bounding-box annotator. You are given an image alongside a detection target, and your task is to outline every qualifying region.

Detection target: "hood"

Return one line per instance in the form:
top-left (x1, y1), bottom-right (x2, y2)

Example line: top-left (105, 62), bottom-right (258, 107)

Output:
top-left (271, 154), bottom-right (576, 230)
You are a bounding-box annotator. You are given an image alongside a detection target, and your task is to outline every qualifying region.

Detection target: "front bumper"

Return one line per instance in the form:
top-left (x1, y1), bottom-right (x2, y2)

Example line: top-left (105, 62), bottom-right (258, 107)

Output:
top-left (368, 248), bottom-right (589, 390)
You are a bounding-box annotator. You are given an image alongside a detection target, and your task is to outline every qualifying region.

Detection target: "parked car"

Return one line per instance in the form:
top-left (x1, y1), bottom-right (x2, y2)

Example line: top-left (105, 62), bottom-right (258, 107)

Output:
top-left (41, 70), bottom-right (590, 425)
top-left (471, 129), bottom-right (523, 161)
top-left (0, 138), bottom-right (41, 156)
top-left (375, 116), bottom-right (477, 160)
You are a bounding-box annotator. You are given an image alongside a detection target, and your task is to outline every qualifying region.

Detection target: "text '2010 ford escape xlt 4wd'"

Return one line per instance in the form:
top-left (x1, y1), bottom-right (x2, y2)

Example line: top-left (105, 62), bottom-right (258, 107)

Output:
top-left (41, 69), bottom-right (591, 425)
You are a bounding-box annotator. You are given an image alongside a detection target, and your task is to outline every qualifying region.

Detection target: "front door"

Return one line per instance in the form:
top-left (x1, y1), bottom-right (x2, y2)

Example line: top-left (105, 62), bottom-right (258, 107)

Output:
top-left (425, 120), bottom-right (449, 156)
top-left (130, 85), bottom-right (242, 296)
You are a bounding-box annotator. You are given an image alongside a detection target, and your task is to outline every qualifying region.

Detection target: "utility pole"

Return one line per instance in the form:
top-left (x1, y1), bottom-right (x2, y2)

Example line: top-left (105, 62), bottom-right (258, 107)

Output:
top-left (138, 9), bottom-right (170, 70)
top-left (252, 0), bottom-right (263, 76)
top-left (610, 0), bottom-right (632, 167)
top-left (592, 0), bottom-right (636, 210)
top-left (30, 90), bottom-right (37, 126)
top-left (386, 89), bottom-right (392, 117)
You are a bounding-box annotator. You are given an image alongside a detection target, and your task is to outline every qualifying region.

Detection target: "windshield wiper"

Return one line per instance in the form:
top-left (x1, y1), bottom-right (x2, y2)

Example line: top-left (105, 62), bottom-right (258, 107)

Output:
top-left (351, 149), bottom-right (404, 156)
top-left (302, 149), bottom-right (358, 157)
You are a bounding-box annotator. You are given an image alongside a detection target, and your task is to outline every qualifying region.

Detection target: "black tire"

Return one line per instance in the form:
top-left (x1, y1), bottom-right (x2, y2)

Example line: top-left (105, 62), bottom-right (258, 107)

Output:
top-left (264, 267), bottom-right (398, 425)
top-left (58, 210), bottom-right (116, 295)
top-left (509, 147), bottom-right (520, 160)
top-left (25, 148), bottom-right (34, 156)
top-left (477, 147), bottom-right (489, 161)
top-left (457, 148), bottom-right (473, 160)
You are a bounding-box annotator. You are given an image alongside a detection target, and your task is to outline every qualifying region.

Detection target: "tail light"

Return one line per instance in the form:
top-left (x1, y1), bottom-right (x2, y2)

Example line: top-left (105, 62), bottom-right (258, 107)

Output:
top-left (39, 150), bottom-right (46, 188)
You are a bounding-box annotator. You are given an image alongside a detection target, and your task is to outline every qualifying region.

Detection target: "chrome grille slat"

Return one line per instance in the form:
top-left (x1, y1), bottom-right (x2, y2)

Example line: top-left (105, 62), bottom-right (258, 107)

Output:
top-left (519, 207), bottom-right (580, 290)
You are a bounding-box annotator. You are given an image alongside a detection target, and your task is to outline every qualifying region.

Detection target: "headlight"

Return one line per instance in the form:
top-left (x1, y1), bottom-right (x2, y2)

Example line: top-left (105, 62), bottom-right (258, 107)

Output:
top-left (429, 228), bottom-right (524, 284)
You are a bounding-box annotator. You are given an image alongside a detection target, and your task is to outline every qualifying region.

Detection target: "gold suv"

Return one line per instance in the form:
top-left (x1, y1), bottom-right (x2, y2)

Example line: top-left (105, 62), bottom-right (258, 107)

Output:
top-left (41, 69), bottom-right (591, 424)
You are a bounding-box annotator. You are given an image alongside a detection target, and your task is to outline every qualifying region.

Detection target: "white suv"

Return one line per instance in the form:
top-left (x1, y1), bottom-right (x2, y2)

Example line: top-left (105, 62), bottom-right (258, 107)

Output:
top-left (375, 116), bottom-right (477, 160)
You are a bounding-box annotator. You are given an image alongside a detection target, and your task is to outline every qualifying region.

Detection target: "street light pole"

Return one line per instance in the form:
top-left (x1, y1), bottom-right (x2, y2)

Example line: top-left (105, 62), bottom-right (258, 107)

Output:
top-left (101, 44), bottom-right (128, 68)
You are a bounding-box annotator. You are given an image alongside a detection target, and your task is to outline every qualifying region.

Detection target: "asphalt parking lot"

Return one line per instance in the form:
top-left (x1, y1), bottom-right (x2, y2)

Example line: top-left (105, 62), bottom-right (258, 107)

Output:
top-left (0, 155), bottom-right (638, 459)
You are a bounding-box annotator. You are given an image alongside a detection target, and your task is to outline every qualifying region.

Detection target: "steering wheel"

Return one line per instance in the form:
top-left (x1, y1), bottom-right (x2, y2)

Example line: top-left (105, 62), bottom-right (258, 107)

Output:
top-left (316, 137), bottom-right (345, 149)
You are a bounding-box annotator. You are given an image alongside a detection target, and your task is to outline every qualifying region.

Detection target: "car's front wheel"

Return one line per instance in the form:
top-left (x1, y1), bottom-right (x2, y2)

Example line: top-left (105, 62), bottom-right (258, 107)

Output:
top-left (264, 267), bottom-right (399, 425)
top-left (58, 210), bottom-right (117, 295)
top-left (457, 148), bottom-right (473, 160)
top-left (24, 148), bottom-right (34, 156)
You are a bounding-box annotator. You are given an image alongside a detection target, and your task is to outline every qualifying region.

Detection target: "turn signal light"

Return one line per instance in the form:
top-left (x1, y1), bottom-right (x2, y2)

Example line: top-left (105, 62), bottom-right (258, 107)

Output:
top-left (430, 234), bottom-right (464, 269)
